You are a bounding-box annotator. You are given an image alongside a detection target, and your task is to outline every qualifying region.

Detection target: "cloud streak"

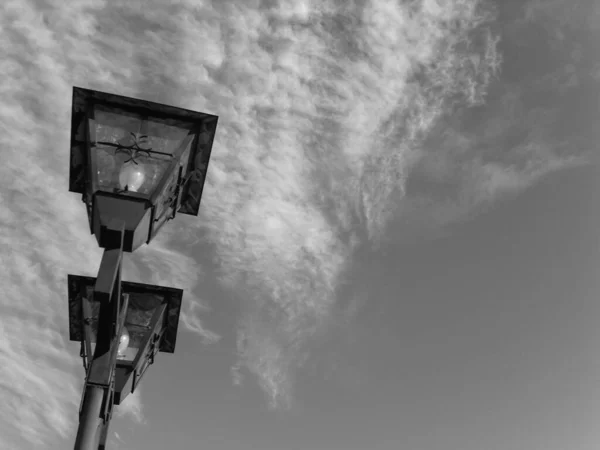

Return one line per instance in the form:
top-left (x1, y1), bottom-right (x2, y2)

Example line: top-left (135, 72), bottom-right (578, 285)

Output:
top-left (0, 0), bottom-right (595, 447)
top-left (202, 0), bottom-right (502, 407)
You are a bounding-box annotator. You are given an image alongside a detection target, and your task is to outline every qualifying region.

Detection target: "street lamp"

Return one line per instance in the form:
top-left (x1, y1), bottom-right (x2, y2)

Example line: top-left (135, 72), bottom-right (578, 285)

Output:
top-left (66, 87), bottom-right (218, 449)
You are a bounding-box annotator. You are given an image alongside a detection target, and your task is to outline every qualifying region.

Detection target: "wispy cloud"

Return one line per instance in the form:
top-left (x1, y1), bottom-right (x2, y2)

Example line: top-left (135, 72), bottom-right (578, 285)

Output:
top-left (390, 0), bottom-right (597, 239)
top-left (113, 388), bottom-right (145, 425)
top-left (204, 0), bottom-right (502, 407)
top-left (0, 0), bottom-right (595, 446)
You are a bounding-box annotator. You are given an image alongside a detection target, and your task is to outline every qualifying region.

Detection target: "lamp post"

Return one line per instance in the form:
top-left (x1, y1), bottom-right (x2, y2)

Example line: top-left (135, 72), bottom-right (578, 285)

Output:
top-left (66, 87), bottom-right (218, 449)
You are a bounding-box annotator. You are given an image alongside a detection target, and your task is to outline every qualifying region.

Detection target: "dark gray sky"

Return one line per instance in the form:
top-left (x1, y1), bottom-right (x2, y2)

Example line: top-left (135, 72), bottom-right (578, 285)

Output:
top-left (114, 164), bottom-right (599, 450)
top-left (0, 0), bottom-right (598, 449)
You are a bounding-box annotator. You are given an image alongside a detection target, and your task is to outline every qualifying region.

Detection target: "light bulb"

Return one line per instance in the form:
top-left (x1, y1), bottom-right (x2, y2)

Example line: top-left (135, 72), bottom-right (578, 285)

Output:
top-left (117, 326), bottom-right (130, 357)
top-left (119, 162), bottom-right (145, 192)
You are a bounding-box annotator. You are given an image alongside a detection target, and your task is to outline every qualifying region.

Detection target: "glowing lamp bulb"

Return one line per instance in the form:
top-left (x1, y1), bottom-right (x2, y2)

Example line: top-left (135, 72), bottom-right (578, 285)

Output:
top-left (117, 326), bottom-right (130, 358)
top-left (119, 162), bottom-right (145, 192)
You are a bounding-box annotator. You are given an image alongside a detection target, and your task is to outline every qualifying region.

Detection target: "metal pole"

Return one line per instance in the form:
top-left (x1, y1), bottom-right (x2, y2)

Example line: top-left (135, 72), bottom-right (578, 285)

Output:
top-left (98, 415), bottom-right (112, 450)
top-left (74, 224), bottom-right (124, 450)
top-left (74, 386), bottom-right (104, 449)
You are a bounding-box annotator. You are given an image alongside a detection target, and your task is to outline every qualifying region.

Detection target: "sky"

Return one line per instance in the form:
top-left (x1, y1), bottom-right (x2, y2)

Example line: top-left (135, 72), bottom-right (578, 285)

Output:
top-left (0, 0), bottom-right (598, 449)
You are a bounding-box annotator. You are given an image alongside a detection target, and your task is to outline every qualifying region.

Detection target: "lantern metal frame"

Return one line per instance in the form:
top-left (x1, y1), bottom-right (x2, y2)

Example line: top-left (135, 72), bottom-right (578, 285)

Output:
top-left (69, 86), bottom-right (218, 252)
top-left (67, 274), bottom-right (183, 402)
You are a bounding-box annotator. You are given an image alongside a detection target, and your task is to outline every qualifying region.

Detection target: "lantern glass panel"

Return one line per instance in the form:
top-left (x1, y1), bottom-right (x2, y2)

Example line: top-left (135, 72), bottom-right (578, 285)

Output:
top-left (68, 275), bottom-right (183, 355)
top-left (80, 286), bottom-right (165, 363)
top-left (89, 104), bottom-right (196, 196)
top-left (116, 292), bottom-right (164, 363)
